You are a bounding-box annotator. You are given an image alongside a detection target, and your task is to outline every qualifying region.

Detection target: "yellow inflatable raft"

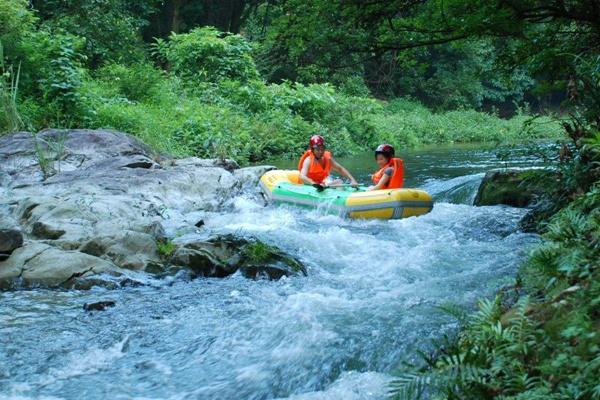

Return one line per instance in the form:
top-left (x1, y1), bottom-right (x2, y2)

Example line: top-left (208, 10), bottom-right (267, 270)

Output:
top-left (259, 170), bottom-right (433, 219)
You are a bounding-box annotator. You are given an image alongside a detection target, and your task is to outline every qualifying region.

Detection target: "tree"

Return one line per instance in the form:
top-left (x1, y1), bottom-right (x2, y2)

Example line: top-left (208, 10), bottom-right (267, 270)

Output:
top-left (144, 0), bottom-right (267, 38)
top-left (31, 0), bottom-right (157, 67)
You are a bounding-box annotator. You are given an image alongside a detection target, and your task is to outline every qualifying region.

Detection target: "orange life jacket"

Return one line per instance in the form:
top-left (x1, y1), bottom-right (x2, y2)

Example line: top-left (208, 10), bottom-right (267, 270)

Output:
top-left (298, 150), bottom-right (332, 184)
top-left (371, 158), bottom-right (404, 189)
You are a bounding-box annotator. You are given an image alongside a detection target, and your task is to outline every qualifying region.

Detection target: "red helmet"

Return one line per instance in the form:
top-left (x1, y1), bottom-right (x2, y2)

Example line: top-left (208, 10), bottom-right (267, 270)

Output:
top-left (309, 135), bottom-right (325, 149)
top-left (375, 144), bottom-right (395, 159)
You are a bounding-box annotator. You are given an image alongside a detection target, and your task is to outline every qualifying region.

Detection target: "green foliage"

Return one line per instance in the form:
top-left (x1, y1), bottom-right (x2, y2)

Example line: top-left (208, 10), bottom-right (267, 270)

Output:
top-left (95, 62), bottom-right (164, 102)
top-left (243, 242), bottom-right (273, 264)
top-left (77, 60), bottom-right (555, 165)
top-left (37, 34), bottom-right (84, 117)
top-left (31, 0), bottom-right (155, 67)
top-left (0, 42), bottom-right (24, 133)
top-left (391, 186), bottom-right (600, 400)
top-left (0, 0), bottom-right (37, 56)
top-left (32, 130), bottom-right (67, 179)
top-left (385, 40), bottom-right (535, 110)
top-left (157, 240), bottom-right (176, 258)
top-left (154, 27), bottom-right (260, 85)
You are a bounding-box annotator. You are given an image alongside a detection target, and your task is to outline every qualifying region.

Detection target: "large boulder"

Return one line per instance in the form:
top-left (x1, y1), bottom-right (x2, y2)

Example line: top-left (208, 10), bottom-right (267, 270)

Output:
top-left (474, 169), bottom-right (557, 208)
top-left (0, 242), bottom-right (124, 289)
top-left (0, 129), bottom-right (295, 289)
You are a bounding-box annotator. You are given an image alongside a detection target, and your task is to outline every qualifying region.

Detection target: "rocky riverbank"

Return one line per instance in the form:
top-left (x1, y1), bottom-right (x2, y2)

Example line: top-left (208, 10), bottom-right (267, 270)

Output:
top-left (0, 129), bottom-right (302, 289)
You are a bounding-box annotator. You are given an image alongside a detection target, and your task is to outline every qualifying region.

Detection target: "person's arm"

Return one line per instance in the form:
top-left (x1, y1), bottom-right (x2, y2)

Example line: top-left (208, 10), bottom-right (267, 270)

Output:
top-left (367, 174), bottom-right (390, 191)
top-left (300, 157), bottom-right (317, 185)
top-left (330, 158), bottom-right (358, 186)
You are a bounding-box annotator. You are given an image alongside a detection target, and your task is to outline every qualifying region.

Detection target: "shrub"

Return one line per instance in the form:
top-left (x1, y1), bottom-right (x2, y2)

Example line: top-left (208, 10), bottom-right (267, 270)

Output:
top-left (154, 27), bottom-right (260, 85)
top-left (95, 62), bottom-right (164, 102)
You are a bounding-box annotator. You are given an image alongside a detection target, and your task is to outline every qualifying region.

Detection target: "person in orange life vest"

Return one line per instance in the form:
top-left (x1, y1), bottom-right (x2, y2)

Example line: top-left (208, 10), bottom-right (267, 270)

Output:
top-left (367, 144), bottom-right (404, 191)
top-left (299, 135), bottom-right (358, 187)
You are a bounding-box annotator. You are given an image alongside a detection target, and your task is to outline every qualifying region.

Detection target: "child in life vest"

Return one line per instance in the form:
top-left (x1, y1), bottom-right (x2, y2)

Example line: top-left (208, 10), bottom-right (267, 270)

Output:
top-left (367, 144), bottom-right (404, 191)
top-left (298, 135), bottom-right (358, 187)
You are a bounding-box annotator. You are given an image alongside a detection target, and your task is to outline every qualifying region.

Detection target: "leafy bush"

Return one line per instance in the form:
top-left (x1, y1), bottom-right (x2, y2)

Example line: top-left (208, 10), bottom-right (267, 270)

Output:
top-left (0, 42), bottom-right (24, 133)
top-left (95, 62), bottom-right (164, 102)
top-left (32, 0), bottom-right (154, 67)
top-left (154, 27), bottom-right (260, 85)
top-left (0, 0), bottom-right (36, 57)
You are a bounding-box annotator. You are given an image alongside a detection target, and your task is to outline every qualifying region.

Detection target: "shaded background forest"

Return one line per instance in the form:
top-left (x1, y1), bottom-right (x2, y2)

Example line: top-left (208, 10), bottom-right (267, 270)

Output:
top-left (3, 0), bottom-right (584, 165)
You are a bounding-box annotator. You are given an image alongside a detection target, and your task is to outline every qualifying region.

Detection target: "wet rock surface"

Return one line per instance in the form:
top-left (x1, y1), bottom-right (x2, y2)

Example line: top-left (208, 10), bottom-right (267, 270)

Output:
top-left (171, 235), bottom-right (306, 280)
top-left (474, 168), bottom-right (557, 208)
top-left (0, 129), bottom-right (296, 289)
top-left (83, 301), bottom-right (116, 312)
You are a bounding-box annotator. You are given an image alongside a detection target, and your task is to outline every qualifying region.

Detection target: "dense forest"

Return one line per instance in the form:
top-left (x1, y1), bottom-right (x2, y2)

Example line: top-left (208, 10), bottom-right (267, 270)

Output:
top-left (1, 1), bottom-right (599, 399)
top-left (1, 0), bottom-right (568, 163)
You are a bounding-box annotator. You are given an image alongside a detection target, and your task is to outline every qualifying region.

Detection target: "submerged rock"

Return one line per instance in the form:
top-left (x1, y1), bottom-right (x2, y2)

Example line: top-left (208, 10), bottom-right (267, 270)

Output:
top-left (171, 235), bottom-right (306, 280)
top-left (234, 165), bottom-right (277, 187)
top-left (474, 169), bottom-right (558, 208)
top-left (83, 301), bottom-right (116, 312)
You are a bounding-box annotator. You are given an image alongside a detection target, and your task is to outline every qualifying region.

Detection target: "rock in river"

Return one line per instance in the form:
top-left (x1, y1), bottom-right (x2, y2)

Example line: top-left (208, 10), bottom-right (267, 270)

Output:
top-left (171, 235), bottom-right (306, 280)
top-left (474, 168), bottom-right (558, 208)
top-left (0, 129), bottom-right (299, 289)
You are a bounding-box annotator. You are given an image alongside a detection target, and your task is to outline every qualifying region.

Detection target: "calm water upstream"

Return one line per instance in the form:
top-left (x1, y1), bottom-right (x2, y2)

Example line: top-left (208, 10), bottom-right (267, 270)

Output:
top-left (0, 144), bottom-right (544, 399)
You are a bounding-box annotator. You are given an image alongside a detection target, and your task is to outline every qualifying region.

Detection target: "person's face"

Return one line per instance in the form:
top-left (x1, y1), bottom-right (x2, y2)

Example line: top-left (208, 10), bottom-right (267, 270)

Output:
top-left (376, 154), bottom-right (389, 168)
top-left (312, 145), bottom-right (326, 158)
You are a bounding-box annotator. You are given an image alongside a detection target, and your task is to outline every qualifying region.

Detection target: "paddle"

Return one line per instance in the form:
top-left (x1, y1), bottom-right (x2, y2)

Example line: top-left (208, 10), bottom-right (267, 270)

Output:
top-left (312, 183), bottom-right (360, 192)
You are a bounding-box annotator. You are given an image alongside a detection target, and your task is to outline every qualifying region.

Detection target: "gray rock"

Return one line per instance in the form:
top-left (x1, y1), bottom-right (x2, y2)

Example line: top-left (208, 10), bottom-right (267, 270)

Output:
top-left (170, 246), bottom-right (230, 277)
top-left (0, 229), bottom-right (22, 255)
top-left (83, 301), bottom-right (116, 312)
top-left (0, 130), bottom-right (298, 289)
top-left (0, 207), bottom-right (23, 255)
top-left (474, 169), bottom-right (557, 208)
top-left (0, 242), bottom-right (123, 289)
top-left (31, 221), bottom-right (66, 239)
top-left (79, 231), bottom-right (159, 270)
top-left (234, 165), bottom-right (277, 187)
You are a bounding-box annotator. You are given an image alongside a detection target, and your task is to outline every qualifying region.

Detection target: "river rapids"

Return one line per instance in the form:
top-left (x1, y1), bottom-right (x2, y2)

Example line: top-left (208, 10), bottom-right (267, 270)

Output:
top-left (0, 145), bottom-right (543, 399)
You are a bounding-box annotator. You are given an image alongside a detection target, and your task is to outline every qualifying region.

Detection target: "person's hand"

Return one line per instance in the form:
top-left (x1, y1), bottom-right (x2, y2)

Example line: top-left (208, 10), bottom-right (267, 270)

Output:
top-left (350, 179), bottom-right (359, 188)
top-left (366, 185), bottom-right (375, 191)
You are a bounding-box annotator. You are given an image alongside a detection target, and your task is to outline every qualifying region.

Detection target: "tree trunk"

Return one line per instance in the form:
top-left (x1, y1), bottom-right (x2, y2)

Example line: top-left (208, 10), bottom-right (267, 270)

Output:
top-left (171, 0), bottom-right (185, 33)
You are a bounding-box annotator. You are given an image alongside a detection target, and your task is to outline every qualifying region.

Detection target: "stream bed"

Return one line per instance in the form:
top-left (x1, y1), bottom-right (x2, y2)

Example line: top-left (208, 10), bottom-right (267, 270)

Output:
top-left (0, 144), bottom-right (544, 399)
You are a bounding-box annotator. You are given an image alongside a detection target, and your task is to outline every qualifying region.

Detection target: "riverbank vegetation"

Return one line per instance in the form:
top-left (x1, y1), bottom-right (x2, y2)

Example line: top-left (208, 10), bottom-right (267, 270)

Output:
top-left (0, 1), bottom-right (560, 164)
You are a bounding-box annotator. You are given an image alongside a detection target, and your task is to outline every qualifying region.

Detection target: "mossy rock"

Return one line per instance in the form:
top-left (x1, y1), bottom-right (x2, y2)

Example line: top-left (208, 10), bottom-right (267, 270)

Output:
top-left (169, 235), bottom-right (306, 280)
top-left (239, 241), bottom-right (306, 279)
top-left (474, 169), bottom-right (558, 208)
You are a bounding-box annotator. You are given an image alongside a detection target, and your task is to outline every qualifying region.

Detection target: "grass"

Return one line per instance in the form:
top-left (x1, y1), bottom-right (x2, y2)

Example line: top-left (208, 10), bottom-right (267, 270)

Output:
top-left (157, 239), bottom-right (176, 258)
top-left (0, 41), bottom-right (24, 133)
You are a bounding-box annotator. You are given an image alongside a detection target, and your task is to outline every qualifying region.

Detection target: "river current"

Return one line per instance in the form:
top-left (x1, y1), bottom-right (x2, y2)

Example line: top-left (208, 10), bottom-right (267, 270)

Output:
top-left (0, 144), bottom-right (543, 399)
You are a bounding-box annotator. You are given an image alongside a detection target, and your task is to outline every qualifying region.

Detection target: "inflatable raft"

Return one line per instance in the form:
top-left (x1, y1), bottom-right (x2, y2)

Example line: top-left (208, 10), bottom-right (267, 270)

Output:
top-left (259, 170), bottom-right (433, 219)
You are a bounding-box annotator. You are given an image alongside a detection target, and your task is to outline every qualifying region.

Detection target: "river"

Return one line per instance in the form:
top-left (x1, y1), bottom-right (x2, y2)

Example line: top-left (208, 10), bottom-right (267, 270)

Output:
top-left (0, 144), bottom-right (543, 399)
